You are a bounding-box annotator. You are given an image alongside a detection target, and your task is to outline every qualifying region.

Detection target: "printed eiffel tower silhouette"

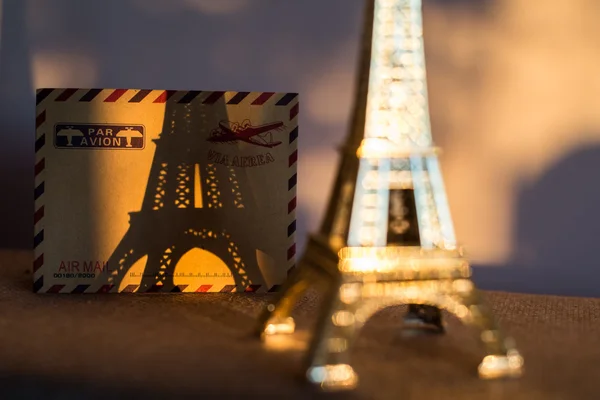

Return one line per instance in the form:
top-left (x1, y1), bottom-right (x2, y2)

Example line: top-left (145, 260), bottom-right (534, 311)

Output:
top-left (256, 0), bottom-right (523, 389)
top-left (105, 101), bottom-right (265, 292)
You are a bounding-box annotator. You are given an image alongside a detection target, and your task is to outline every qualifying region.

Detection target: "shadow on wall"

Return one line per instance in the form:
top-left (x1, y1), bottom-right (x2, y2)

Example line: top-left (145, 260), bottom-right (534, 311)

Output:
top-left (0, 0), bottom-right (34, 249)
top-left (101, 94), bottom-right (270, 293)
top-left (472, 141), bottom-right (600, 298)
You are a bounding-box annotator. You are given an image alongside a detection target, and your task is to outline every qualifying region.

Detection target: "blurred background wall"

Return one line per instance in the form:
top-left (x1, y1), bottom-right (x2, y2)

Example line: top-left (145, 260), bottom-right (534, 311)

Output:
top-left (1, 0), bottom-right (599, 297)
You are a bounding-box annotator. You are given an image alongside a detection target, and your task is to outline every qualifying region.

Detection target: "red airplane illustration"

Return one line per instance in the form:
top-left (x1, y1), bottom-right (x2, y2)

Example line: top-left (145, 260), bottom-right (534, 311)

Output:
top-left (207, 119), bottom-right (285, 148)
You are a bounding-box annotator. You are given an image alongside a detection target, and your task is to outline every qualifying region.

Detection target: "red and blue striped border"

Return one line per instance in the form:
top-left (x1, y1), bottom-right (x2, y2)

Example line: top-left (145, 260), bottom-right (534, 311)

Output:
top-left (34, 88), bottom-right (299, 106)
top-left (36, 283), bottom-right (269, 294)
top-left (286, 96), bottom-right (299, 282)
top-left (33, 98), bottom-right (46, 293)
top-left (34, 89), bottom-right (298, 293)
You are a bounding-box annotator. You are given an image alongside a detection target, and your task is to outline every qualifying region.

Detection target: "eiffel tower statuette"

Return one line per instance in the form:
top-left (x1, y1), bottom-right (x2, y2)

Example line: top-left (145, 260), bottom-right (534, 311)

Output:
top-left (255, 0), bottom-right (523, 390)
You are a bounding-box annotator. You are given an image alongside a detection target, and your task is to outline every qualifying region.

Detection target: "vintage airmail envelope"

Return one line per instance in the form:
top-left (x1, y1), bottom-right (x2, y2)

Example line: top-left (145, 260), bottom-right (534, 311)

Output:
top-left (34, 89), bottom-right (298, 293)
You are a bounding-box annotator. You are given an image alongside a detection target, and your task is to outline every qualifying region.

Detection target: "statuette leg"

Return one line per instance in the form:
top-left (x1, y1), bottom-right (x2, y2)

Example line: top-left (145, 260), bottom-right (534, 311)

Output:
top-left (304, 279), bottom-right (359, 390)
top-left (256, 266), bottom-right (314, 337)
top-left (452, 286), bottom-right (524, 379)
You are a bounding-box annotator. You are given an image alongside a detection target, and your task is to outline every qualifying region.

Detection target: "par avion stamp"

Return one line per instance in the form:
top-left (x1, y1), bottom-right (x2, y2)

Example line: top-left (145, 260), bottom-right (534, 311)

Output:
top-left (54, 124), bottom-right (145, 149)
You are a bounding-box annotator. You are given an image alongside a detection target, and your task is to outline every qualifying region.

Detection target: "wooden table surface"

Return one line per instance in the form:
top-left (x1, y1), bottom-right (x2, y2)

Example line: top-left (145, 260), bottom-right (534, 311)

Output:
top-left (0, 249), bottom-right (599, 400)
